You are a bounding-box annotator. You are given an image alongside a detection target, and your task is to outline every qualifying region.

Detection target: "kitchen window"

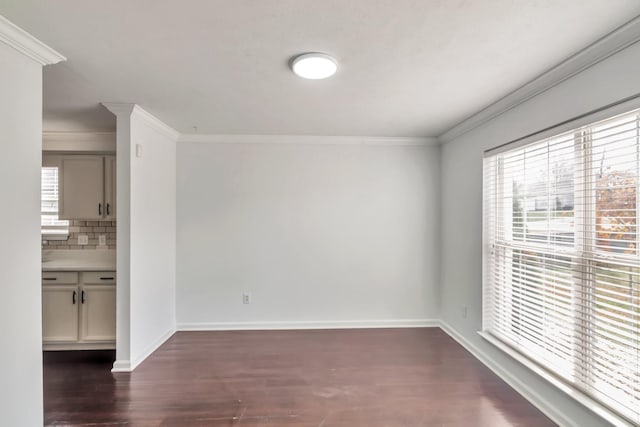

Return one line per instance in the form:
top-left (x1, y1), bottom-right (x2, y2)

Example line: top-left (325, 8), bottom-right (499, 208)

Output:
top-left (483, 106), bottom-right (640, 425)
top-left (41, 163), bottom-right (69, 239)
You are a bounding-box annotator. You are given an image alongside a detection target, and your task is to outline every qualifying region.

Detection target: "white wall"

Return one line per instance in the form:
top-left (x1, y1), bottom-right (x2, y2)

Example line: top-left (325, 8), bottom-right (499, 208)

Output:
top-left (0, 42), bottom-right (44, 426)
top-left (129, 108), bottom-right (177, 368)
top-left (440, 42), bottom-right (640, 426)
top-left (176, 139), bottom-right (440, 329)
top-left (105, 104), bottom-right (177, 371)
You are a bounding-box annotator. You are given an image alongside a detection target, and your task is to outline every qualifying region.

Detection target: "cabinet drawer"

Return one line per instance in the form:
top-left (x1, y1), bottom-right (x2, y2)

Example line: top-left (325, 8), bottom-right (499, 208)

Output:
top-left (42, 272), bottom-right (78, 284)
top-left (82, 272), bottom-right (116, 284)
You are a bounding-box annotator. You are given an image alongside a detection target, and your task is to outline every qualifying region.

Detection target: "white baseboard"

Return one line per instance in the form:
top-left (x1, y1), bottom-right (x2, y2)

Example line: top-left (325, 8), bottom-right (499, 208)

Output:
top-left (111, 360), bottom-right (131, 372)
top-left (44, 342), bottom-right (115, 351)
top-left (438, 320), bottom-right (576, 427)
top-left (130, 328), bottom-right (176, 371)
top-left (111, 321), bottom-right (435, 372)
top-left (111, 328), bottom-right (176, 373)
top-left (177, 318), bottom-right (439, 331)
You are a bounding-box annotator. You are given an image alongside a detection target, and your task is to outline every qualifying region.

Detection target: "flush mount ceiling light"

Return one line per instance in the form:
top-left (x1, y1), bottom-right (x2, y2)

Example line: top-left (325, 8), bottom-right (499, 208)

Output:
top-left (291, 53), bottom-right (338, 79)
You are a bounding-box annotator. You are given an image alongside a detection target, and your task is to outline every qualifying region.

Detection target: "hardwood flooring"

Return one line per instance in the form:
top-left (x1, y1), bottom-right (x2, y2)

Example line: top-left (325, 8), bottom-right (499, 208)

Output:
top-left (44, 328), bottom-right (555, 426)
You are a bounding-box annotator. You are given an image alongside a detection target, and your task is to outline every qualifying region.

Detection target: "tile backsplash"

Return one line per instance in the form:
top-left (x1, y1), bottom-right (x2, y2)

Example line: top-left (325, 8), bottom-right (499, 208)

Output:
top-left (42, 220), bottom-right (116, 250)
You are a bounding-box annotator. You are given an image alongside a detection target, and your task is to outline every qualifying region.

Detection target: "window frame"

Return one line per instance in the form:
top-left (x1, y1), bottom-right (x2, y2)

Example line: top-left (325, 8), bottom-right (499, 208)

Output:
top-left (482, 97), bottom-right (640, 427)
top-left (42, 155), bottom-right (69, 241)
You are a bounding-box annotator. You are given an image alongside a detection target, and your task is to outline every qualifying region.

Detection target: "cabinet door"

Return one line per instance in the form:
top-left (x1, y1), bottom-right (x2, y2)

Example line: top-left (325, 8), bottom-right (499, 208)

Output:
top-left (42, 285), bottom-right (79, 342)
top-left (104, 156), bottom-right (116, 219)
top-left (80, 284), bottom-right (116, 342)
top-left (59, 156), bottom-right (104, 220)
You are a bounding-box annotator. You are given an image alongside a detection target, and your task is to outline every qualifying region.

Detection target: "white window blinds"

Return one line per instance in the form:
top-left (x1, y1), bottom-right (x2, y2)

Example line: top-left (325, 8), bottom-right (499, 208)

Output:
top-left (483, 108), bottom-right (640, 425)
top-left (41, 166), bottom-right (69, 236)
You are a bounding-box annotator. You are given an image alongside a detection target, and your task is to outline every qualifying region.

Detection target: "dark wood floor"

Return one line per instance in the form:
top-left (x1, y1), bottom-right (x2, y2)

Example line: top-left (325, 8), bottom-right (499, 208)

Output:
top-left (44, 328), bottom-right (555, 426)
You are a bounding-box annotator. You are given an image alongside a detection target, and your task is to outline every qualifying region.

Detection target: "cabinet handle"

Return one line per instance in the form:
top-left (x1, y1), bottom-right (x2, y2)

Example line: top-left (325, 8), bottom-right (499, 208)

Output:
top-left (43, 277), bottom-right (57, 281)
top-left (100, 277), bottom-right (114, 280)
top-left (106, 203), bottom-right (110, 216)
top-left (81, 290), bottom-right (85, 304)
top-left (98, 203), bottom-right (102, 216)
top-left (72, 291), bottom-right (76, 305)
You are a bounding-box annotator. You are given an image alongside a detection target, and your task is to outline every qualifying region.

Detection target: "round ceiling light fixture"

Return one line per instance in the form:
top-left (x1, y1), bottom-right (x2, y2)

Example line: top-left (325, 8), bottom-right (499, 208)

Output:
top-left (291, 53), bottom-right (338, 79)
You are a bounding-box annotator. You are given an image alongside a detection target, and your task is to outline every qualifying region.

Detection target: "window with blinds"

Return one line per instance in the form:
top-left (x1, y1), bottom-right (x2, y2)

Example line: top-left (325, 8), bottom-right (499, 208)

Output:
top-left (483, 108), bottom-right (640, 425)
top-left (42, 166), bottom-right (69, 236)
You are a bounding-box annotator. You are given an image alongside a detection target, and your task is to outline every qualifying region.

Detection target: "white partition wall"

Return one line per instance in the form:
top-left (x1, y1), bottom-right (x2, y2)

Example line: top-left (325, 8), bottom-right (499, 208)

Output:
top-left (104, 104), bottom-right (178, 371)
top-left (128, 106), bottom-right (178, 368)
top-left (0, 16), bottom-right (64, 426)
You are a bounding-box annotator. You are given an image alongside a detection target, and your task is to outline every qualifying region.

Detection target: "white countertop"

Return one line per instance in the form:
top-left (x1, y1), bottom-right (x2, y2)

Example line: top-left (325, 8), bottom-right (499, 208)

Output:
top-left (42, 249), bottom-right (116, 271)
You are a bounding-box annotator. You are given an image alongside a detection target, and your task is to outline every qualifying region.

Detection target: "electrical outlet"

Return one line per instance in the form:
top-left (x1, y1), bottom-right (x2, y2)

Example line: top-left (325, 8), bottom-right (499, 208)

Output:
top-left (78, 235), bottom-right (89, 245)
top-left (98, 235), bottom-right (107, 246)
top-left (242, 293), bottom-right (251, 305)
top-left (462, 305), bottom-right (468, 319)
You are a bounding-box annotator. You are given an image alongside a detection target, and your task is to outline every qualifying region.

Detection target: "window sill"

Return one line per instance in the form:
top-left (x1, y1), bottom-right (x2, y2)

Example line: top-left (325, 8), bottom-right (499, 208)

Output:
top-left (478, 331), bottom-right (635, 427)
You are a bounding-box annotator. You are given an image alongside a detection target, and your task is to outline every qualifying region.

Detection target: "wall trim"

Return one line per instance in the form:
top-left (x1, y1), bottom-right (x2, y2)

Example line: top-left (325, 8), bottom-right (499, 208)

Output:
top-left (438, 15), bottom-right (640, 143)
top-left (102, 102), bottom-right (136, 117)
top-left (131, 105), bottom-right (180, 141)
top-left (111, 360), bottom-right (132, 373)
top-left (177, 319), bottom-right (439, 331)
top-left (0, 15), bottom-right (66, 65)
top-left (113, 321), bottom-right (436, 370)
top-left (178, 134), bottom-right (437, 146)
top-left (43, 131), bottom-right (116, 152)
top-left (477, 331), bottom-right (635, 427)
top-left (438, 321), bottom-right (576, 427)
top-left (44, 343), bottom-right (115, 351)
top-left (129, 328), bottom-right (176, 371)
top-left (102, 103), bottom-right (180, 141)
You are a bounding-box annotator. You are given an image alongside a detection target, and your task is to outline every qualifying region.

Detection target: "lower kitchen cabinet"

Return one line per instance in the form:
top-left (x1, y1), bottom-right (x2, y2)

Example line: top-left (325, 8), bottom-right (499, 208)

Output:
top-left (42, 284), bottom-right (79, 342)
top-left (80, 273), bottom-right (116, 342)
top-left (42, 271), bottom-right (116, 350)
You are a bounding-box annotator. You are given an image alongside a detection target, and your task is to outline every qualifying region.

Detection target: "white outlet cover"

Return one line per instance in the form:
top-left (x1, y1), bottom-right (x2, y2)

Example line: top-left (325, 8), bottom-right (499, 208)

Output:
top-left (98, 235), bottom-right (107, 246)
top-left (78, 235), bottom-right (89, 245)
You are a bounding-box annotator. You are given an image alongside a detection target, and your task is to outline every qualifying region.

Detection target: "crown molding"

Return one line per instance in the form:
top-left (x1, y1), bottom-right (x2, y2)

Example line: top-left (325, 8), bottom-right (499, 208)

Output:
top-left (131, 105), bottom-right (180, 140)
top-left (0, 15), bottom-right (65, 65)
top-left (178, 134), bottom-right (438, 146)
top-left (102, 102), bottom-right (136, 117)
top-left (43, 131), bottom-right (116, 142)
top-left (438, 15), bottom-right (640, 144)
top-left (42, 131), bottom-right (116, 152)
top-left (102, 103), bottom-right (180, 140)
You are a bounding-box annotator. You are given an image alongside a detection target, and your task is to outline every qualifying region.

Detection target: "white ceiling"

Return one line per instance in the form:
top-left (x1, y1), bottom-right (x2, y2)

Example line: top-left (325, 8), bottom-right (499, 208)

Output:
top-left (2, 0), bottom-right (640, 136)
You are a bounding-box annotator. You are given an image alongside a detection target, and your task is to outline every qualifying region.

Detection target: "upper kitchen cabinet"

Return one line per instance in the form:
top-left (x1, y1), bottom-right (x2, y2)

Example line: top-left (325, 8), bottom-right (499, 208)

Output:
top-left (104, 156), bottom-right (116, 219)
top-left (59, 155), bottom-right (116, 220)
